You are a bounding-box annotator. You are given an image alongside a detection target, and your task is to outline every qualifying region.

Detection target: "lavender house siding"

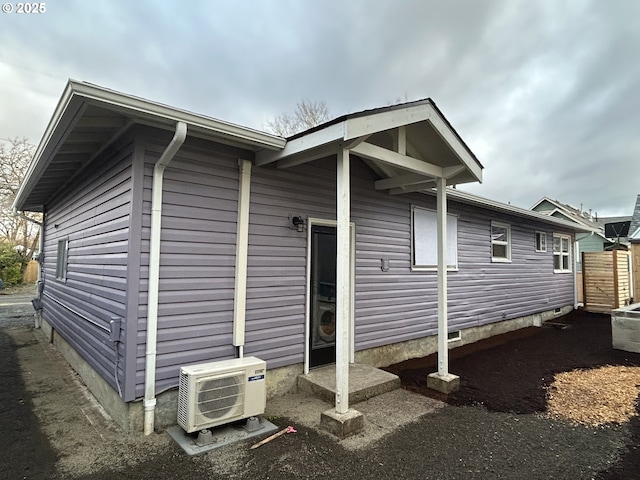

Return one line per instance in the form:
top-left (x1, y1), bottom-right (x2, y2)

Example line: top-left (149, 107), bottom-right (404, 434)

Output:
top-left (242, 156), bottom-right (576, 366)
top-left (41, 136), bottom-right (134, 394)
top-left (243, 160), bottom-right (339, 367)
top-left (133, 133), bottom-right (255, 398)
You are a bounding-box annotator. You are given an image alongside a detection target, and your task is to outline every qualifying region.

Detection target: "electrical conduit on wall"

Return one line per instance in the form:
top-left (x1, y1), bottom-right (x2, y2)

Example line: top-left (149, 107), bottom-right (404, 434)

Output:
top-left (233, 159), bottom-right (252, 358)
top-left (144, 122), bottom-right (187, 435)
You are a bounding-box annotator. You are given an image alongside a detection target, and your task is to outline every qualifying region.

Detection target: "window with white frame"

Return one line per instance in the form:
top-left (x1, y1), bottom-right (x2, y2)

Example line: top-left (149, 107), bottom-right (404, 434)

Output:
top-left (535, 231), bottom-right (547, 252)
top-left (553, 234), bottom-right (571, 272)
top-left (491, 222), bottom-right (511, 262)
top-left (56, 239), bottom-right (68, 281)
top-left (412, 206), bottom-right (458, 269)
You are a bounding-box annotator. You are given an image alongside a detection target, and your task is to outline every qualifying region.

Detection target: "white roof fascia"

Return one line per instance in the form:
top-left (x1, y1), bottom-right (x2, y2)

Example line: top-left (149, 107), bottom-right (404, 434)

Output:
top-left (13, 84), bottom-right (82, 211)
top-left (255, 122), bottom-right (346, 166)
top-left (448, 189), bottom-right (595, 233)
top-left (72, 81), bottom-right (285, 150)
top-left (345, 103), bottom-right (482, 183)
top-left (529, 196), bottom-right (559, 211)
top-left (14, 80), bottom-right (287, 211)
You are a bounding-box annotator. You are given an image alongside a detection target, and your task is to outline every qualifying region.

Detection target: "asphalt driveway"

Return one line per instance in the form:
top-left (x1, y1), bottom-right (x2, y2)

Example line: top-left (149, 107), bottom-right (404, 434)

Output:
top-left (1, 287), bottom-right (636, 479)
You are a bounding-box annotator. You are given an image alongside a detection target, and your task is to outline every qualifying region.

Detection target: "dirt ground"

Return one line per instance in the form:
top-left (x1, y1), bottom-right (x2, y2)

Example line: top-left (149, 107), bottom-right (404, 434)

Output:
top-left (2, 290), bottom-right (640, 479)
top-left (385, 309), bottom-right (640, 479)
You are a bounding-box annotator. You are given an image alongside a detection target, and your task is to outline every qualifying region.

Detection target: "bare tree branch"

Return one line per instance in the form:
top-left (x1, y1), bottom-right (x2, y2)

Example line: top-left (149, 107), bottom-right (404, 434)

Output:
top-left (0, 138), bottom-right (41, 259)
top-left (265, 100), bottom-right (331, 137)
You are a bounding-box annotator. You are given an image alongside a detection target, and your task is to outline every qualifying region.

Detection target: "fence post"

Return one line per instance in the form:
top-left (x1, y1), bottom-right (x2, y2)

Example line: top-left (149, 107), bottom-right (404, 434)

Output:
top-left (613, 250), bottom-right (619, 309)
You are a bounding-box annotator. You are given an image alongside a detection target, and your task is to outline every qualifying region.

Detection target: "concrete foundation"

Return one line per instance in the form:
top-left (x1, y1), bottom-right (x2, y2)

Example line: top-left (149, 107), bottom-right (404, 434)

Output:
top-left (356, 306), bottom-right (574, 369)
top-left (36, 305), bottom-right (573, 434)
top-left (320, 408), bottom-right (364, 439)
top-left (427, 372), bottom-right (460, 394)
top-left (612, 303), bottom-right (640, 353)
top-left (298, 363), bottom-right (400, 405)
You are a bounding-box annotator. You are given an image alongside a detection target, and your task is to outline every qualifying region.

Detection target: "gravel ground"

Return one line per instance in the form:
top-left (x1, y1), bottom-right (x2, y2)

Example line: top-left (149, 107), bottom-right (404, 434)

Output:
top-left (1, 291), bottom-right (638, 479)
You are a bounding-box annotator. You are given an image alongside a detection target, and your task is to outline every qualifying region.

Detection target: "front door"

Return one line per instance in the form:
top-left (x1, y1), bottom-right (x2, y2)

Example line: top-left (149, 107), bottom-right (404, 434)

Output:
top-left (309, 225), bottom-right (337, 368)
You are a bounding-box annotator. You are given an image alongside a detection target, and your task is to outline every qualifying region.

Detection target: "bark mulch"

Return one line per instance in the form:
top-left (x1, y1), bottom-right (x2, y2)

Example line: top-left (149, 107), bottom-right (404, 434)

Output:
top-left (384, 309), bottom-right (640, 479)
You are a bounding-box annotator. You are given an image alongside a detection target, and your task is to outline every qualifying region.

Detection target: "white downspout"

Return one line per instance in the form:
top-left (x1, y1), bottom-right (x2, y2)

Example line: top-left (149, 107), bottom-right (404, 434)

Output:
top-left (233, 159), bottom-right (252, 358)
top-left (144, 122), bottom-right (187, 436)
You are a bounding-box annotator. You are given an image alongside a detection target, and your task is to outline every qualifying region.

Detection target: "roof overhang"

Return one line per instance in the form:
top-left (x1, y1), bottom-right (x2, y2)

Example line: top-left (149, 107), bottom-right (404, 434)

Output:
top-left (255, 99), bottom-right (483, 190)
top-left (14, 80), bottom-right (286, 212)
top-left (449, 189), bottom-right (596, 233)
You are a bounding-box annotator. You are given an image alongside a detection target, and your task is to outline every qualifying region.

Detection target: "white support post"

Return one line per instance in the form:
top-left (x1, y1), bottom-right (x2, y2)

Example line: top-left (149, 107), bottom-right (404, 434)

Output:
top-left (436, 177), bottom-right (448, 376)
top-left (335, 148), bottom-right (351, 414)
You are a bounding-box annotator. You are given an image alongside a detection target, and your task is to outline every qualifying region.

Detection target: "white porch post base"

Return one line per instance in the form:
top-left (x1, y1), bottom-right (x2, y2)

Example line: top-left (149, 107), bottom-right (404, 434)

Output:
top-left (427, 372), bottom-right (460, 394)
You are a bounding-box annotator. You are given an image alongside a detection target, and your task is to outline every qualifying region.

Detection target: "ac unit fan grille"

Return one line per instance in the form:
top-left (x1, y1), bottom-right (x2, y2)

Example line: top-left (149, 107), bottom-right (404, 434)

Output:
top-left (197, 375), bottom-right (245, 420)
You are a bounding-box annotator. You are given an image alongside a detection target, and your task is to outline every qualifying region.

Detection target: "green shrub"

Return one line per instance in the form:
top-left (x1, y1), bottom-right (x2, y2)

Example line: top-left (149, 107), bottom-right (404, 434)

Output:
top-left (0, 245), bottom-right (29, 287)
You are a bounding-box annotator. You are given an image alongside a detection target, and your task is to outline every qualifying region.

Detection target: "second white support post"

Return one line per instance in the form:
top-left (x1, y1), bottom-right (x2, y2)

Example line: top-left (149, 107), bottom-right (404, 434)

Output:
top-left (335, 148), bottom-right (351, 414)
top-left (436, 176), bottom-right (448, 377)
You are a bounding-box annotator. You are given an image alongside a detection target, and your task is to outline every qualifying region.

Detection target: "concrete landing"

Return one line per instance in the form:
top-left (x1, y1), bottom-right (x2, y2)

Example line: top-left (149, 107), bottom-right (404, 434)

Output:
top-left (298, 363), bottom-right (400, 405)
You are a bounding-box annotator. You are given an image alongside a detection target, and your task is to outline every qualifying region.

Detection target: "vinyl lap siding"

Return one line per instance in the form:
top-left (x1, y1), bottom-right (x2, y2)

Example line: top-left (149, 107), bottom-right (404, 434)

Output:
top-left (246, 158), bottom-right (575, 362)
top-left (244, 162), bottom-right (338, 367)
top-left (42, 139), bottom-right (133, 394)
top-left (135, 138), bottom-right (246, 397)
top-left (354, 192), bottom-right (575, 351)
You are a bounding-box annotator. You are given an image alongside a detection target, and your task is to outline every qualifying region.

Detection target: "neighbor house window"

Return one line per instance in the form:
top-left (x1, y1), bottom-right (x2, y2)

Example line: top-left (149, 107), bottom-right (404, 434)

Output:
top-left (56, 239), bottom-right (68, 281)
top-left (412, 206), bottom-right (458, 270)
top-left (491, 222), bottom-right (511, 262)
top-left (553, 234), bottom-right (571, 272)
top-left (535, 231), bottom-right (547, 252)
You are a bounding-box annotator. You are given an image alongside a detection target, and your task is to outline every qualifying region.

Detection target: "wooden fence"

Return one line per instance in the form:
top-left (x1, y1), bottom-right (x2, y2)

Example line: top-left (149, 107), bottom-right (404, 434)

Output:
top-left (22, 260), bottom-right (39, 283)
top-left (632, 243), bottom-right (640, 302)
top-left (582, 251), bottom-right (630, 313)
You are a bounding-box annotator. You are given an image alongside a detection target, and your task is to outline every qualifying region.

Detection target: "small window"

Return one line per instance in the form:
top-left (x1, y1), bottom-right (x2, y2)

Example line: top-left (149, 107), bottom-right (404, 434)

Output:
top-left (491, 222), bottom-right (511, 262)
top-left (411, 206), bottom-right (458, 270)
top-left (56, 239), bottom-right (68, 281)
top-left (535, 231), bottom-right (547, 252)
top-left (447, 331), bottom-right (461, 342)
top-left (553, 234), bottom-right (571, 273)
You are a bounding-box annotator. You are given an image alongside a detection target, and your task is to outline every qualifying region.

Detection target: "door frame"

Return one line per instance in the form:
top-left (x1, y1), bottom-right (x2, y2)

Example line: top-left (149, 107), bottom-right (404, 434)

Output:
top-left (304, 217), bottom-right (355, 373)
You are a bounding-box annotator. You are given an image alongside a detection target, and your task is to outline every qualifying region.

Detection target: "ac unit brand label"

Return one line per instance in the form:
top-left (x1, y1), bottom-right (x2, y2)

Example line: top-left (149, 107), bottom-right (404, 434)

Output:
top-left (248, 374), bottom-right (265, 382)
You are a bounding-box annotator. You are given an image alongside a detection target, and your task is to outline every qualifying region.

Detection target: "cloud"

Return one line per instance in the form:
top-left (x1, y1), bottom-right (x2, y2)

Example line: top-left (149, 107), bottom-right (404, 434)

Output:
top-left (0, 0), bottom-right (637, 215)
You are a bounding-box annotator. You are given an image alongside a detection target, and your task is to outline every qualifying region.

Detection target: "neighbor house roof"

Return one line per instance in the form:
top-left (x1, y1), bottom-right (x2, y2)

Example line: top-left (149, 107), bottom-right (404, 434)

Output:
top-left (447, 190), bottom-right (594, 233)
top-left (629, 194), bottom-right (640, 240)
top-left (14, 80), bottom-right (286, 212)
top-left (530, 196), bottom-right (632, 240)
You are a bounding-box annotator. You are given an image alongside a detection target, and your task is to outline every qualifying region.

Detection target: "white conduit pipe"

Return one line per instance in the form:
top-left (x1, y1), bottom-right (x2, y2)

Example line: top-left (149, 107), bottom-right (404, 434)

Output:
top-left (144, 122), bottom-right (187, 436)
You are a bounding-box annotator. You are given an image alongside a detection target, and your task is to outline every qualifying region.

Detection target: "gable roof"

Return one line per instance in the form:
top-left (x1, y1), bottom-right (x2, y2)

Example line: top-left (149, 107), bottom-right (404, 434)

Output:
top-left (14, 80), bottom-right (286, 212)
top-left (629, 194), bottom-right (640, 239)
top-left (531, 197), bottom-right (602, 229)
top-left (256, 98), bottom-right (484, 189)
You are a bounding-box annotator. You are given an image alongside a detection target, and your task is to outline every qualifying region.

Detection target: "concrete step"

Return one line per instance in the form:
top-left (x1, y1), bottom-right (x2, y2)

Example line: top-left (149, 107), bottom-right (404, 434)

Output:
top-left (298, 363), bottom-right (401, 405)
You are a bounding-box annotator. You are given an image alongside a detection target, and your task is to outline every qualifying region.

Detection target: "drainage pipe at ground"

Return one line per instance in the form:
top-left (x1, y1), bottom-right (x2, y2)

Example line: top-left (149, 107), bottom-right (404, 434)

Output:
top-left (144, 122), bottom-right (187, 436)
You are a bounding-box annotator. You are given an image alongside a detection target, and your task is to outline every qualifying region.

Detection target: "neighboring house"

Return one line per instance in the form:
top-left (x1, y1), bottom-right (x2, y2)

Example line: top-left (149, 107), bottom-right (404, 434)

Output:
top-left (629, 194), bottom-right (640, 240)
top-left (530, 197), bottom-right (631, 272)
top-left (14, 81), bottom-right (589, 434)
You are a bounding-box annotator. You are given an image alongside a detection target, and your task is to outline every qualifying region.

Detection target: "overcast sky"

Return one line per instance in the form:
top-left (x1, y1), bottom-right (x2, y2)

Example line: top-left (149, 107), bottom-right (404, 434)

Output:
top-left (1, 0), bottom-right (638, 215)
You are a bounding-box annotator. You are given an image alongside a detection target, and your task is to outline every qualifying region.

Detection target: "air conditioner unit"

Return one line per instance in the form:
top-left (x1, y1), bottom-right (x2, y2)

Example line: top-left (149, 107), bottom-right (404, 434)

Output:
top-left (177, 356), bottom-right (266, 433)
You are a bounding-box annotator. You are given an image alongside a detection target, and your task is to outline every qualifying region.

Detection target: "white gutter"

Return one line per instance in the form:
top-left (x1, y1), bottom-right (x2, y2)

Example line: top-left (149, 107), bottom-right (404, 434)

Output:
top-left (144, 121), bottom-right (187, 436)
top-left (233, 159), bottom-right (252, 358)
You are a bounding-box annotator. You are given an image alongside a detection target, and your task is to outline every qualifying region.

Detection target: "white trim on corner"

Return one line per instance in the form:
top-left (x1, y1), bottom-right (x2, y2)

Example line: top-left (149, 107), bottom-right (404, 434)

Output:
top-left (304, 218), bottom-right (356, 374)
